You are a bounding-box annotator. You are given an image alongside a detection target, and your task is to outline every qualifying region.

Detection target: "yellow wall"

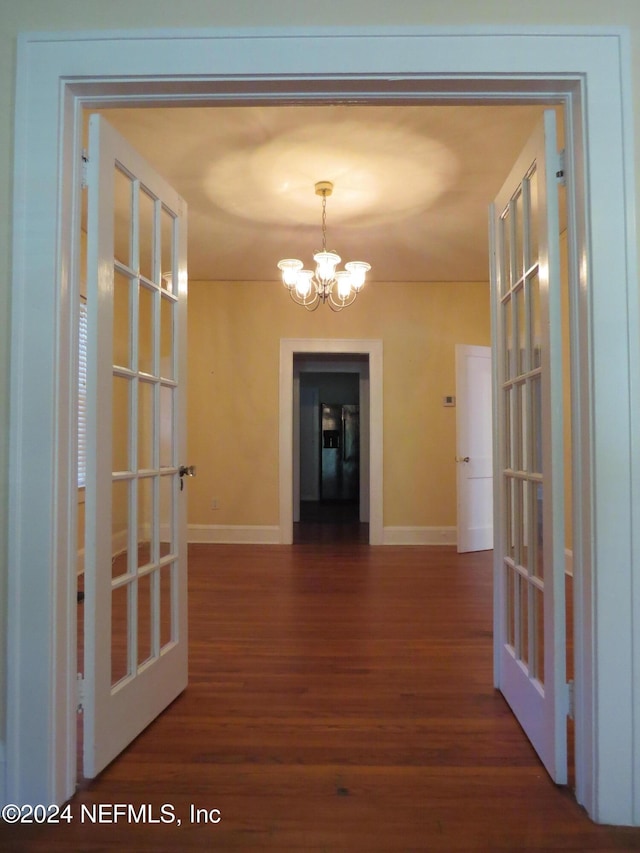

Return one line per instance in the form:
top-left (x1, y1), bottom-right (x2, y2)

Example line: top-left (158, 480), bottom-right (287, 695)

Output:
top-left (187, 280), bottom-right (490, 528)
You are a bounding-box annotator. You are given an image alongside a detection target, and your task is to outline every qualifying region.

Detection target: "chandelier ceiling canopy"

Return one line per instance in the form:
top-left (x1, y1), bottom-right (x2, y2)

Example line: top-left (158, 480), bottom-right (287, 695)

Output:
top-left (277, 181), bottom-right (371, 312)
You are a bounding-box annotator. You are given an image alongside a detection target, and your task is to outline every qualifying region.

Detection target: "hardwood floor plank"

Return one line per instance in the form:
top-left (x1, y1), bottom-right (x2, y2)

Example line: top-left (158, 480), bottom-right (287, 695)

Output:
top-left (5, 541), bottom-right (640, 851)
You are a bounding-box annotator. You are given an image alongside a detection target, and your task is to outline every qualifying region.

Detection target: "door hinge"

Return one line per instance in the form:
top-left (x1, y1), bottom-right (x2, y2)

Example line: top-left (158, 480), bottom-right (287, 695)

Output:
top-left (81, 149), bottom-right (89, 190)
top-left (566, 679), bottom-right (574, 720)
top-left (556, 149), bottom-right (566, 186)
top-left (77, 672), bottom-right (85, 712)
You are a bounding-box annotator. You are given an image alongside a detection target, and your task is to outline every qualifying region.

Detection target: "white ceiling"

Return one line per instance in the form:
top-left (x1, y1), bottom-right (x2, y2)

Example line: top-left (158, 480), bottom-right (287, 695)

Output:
top-left (91, 103), bottom-right (558, 283)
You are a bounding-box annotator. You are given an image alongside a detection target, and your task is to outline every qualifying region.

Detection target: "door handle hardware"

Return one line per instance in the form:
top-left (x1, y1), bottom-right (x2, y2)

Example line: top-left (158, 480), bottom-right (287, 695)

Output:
top-left (179, 465), bottom-right (196, 490)
top-left (455, 456), bottom-right (470, 463)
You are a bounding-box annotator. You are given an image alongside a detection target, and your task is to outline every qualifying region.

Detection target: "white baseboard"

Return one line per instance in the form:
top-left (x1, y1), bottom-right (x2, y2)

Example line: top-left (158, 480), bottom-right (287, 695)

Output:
top-left (79, 524), bottom-right (463, 552)
top-left (188, 524), bottom-right (281, 545)
top-left (382, 526), bottom-right (457, 546)
top-left (77, 526), bottom-right (282, 569)
top-left (565, 548), bottom-right (574, 576)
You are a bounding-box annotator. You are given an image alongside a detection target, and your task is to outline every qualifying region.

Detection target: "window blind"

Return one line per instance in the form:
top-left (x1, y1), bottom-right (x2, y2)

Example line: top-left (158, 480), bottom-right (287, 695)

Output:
top-left (78, 298), bottom-right (88, 488)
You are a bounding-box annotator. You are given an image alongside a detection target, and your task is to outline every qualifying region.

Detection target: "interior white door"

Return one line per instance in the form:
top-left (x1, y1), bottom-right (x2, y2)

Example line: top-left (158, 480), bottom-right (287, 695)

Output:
top-left (491, 110), bottom-right (567, 783)
top-left (84, 114), bottom-right (188, 778)
top-left (455, 344), bottom-right (493, 553)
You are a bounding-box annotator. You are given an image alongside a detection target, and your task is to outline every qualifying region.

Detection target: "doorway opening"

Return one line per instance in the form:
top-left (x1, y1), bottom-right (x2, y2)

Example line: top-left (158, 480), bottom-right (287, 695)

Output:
top-left (78, 104), bottom-right (574, 788)
top-left (294, 353), bottom-right (369, 544)
top-left (280, 338), bottom-right (383, 546)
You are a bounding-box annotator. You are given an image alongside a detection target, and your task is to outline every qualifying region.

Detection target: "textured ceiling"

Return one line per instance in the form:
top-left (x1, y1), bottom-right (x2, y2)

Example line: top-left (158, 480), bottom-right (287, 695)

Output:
top-left (89, 103), bottom-right (559, 283)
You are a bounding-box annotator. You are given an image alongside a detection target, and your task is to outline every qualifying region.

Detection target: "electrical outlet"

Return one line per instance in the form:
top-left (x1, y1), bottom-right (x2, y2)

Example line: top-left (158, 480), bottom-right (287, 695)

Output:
top-left (211, 499), bottom-right (219, 510)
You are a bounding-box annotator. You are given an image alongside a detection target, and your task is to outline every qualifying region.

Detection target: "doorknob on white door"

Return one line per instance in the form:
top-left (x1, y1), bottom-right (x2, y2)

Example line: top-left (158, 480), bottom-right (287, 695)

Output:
top-left (455, 456), bottom-right (470, 463)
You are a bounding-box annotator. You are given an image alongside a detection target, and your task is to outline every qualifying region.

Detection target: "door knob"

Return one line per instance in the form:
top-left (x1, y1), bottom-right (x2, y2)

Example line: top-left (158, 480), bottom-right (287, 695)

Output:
top-left (179, 465), bottom-right (196, 490)
top-left (455, 456), bottom-right (470, 463)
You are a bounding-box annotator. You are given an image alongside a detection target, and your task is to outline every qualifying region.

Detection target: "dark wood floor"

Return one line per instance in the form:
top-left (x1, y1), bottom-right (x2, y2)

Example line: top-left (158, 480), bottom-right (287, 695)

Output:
top-left (295, 500), bottom-right (368, 544)
top-left (7, 539), bottom-right (640, 851)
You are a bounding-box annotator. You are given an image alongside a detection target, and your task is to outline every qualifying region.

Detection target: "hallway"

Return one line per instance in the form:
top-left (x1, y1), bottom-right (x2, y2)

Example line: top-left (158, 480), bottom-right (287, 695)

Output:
top-left (294, 499), bottom-right (368, 544)
top-left (7, 543), bottom-right (640, 851)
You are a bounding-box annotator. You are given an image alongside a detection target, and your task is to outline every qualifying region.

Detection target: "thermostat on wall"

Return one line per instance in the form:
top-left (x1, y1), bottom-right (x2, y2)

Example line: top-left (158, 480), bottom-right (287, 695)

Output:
top-left (443, 396), bottom-right (456, 407)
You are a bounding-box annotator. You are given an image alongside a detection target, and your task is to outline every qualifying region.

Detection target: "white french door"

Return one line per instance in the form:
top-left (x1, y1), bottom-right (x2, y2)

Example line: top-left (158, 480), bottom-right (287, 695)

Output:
top-left (491, 110), bottom-right (567, 783)
top-left (84, 115), bottom-right (189, 778)
top-left (455, 344), bottom-right (493, 553)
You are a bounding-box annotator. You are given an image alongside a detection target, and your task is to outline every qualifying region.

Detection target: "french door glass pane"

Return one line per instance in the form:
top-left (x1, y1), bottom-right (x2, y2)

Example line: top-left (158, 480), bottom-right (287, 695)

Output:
top-left (137, 476), bottom-right (153, 568)
top-left (501, 210), bottom-right (511, 295)
top-left (112, 375), bottom-right (131, 473)
top-left (505, 476), bottom-right (516, 561)
top-left (504, 298), bottom-right (514, 378)
top-left (159, 563), bottom-right (174, 649)
top-left (159, 474), bottom-right (174, 558)
top-left (113, 270), bottom-right (132, 369)
top-left (139, 186), bottom-right (155, 283)
top-left (520, 478), bottom-right (530, 569)
top-left (527, 167), bottom-right (539, 268)
top-left (160, 295), bottom-right (174, 380)
top-left (138, 380), bottom-right (155, 471)
top-left (111, 582), bottom-right (130, 686)
top-left (137, 571), bottom-right (153, 667)
top-left (530, 272), bottom-right (542, 368)
top-left (531, 375), bottom-right (543, 473)
top-left (514, 189), bottom-right (524, 282)
top-left (161, 206), bottom-right (175, 291)
top-left (519, 575), bottom-right (529, 667)
top-left (517, 382), bottom-right (527, 471)
top-left (114, 166), bottom-right (133, 268)
top-left (111, 479), bottom-right (130, 580)
top-left (533, 483), bottom-right (544, 580)
top-left (504, 387), bottom-right (513, 470)
top-left (506, 564), bottom-right (515, 648)
top-left (533, 584), bottom-right (545, 684)
top-left (139, 284), bottom-right (155, 376)
top-left (516, 285), bottom-right (526, 374)
top-left (160, 385), bottom-right (174, 468)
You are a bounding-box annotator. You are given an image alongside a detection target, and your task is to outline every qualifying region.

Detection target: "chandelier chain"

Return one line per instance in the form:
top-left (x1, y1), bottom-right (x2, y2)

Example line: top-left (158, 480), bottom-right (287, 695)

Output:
top-left (321, 193), bottom-right (327, 252)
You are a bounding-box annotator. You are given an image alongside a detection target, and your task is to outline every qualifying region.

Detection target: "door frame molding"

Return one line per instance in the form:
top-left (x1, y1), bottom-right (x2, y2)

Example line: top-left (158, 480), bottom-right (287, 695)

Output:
top-left (280, 339), bottom-right (383, 545)
top-left (7, 26), bottom-right (640, 825)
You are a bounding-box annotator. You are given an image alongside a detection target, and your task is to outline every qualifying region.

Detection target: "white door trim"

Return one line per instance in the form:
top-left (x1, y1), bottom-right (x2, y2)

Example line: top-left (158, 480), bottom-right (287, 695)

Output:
top-left (7, 26), bottom-right (640, 826)
top-left (280, 339), bottom-right (383, 545)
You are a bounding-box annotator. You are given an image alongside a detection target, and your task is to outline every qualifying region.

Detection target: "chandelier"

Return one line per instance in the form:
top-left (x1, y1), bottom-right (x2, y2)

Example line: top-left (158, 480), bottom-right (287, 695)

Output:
top-left (277, 181), bottom-right (371, 311)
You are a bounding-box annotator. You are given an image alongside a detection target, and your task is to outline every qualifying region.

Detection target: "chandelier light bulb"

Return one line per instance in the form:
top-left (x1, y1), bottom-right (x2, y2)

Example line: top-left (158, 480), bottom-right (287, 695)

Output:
top-left (277, 258), bottom-right (303, 288)
top-left (335, 271), bottom-right (354, 300)
top-left (277, 180), bottom-right (371, 312)
top-left (313, 251), bottom-right (341, 282)
top-left (295, 269), bottom-right (314, 298)
top-left (345, 261), bottom-right (371, 291)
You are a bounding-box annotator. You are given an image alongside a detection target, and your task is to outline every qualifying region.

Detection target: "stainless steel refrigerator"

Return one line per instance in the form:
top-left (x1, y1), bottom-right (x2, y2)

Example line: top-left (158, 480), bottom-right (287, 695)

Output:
top-left (320, 403), bottom-right (359, 502)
